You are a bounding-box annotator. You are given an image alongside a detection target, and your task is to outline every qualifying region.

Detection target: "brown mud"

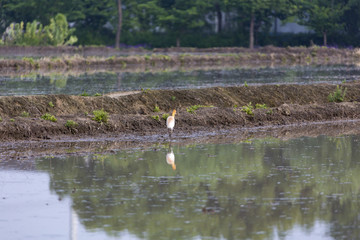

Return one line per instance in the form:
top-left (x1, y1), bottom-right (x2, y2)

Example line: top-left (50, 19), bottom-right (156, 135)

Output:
top-left (0, 82), bottom-right (360, 144)
top-left (1, 46), bottom-right (360, 74)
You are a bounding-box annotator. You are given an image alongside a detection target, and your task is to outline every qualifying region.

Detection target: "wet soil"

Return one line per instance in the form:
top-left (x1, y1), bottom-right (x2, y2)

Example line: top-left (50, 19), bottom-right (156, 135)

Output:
top-left (0, 82), bottom-right (360, 143)
top-left (0, 46), bottom-right (359, 74)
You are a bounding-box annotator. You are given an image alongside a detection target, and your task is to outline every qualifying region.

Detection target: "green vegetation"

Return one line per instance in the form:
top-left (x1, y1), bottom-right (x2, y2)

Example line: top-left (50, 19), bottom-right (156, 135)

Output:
top-left (10, 118), bottom-right (15, 122)
top-left (20, 111), bottom-right (30, 117)
top-left (151, 115), bottom-right (160, 121)
top-left (1, 13), bottom-right (77, 46)
top-left (0, 116), bottom-right (2, 122)
top-left (80, 91), bottom-right (90, 96)
top-left (162, 113), bottom-right (169, 120)
top-left (153, 105), bottom-right (160, 112)
top-left (94, 93), bottom-right (102, 97)
top-left (1, 1), bottom-right (359, 47)
top-left (186, 105), bottom-right (214, 114)
top-left (48, 101), bottom-right (55, 107)
top-left (255, 103), bottom-right (268, 109)
top-left (241, 102), bottom-right (254, 116)
top-left (65, 120), bottom-right (78, 128)
top-left (41, 113), bottom-right (57, 122)
top-left (171, 96), bottom-right (176, 101)
top-left (244, 81), bottom-right (248, 87)
top-left (328, 85), bottom-right (347, 103)
top-left (141, 88), bottom-right (150, 93)
top-left (92, 109), bottom-right (109, 123)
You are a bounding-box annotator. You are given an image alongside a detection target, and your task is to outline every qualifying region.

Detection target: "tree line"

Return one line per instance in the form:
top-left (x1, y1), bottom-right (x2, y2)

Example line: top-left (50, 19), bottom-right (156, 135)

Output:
top-left (0, 0), bottom-right (359, 48)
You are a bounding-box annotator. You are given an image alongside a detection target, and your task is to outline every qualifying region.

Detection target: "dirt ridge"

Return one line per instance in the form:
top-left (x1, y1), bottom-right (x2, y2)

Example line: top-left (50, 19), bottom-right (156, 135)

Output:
top-left (0, 82), bottom-right (360, 141)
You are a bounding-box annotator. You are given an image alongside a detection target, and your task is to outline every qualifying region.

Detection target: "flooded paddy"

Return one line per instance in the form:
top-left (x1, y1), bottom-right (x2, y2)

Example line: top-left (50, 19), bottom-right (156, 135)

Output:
top-left (1, 134), bottom-right (360, 239)
top-left (1, 64), bottom-right (360, 96)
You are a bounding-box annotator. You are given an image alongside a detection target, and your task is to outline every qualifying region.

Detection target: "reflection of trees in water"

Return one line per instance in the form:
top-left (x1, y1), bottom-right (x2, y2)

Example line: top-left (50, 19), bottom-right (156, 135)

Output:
top-left (37, 135), bottom-right (360, 239)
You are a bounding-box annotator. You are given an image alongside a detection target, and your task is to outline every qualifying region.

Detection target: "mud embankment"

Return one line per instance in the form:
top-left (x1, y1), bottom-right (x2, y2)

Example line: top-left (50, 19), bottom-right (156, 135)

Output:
top-left (1, 82), bottom-right (360, 141)
top-left (0, 46), bottom-right (359, 74)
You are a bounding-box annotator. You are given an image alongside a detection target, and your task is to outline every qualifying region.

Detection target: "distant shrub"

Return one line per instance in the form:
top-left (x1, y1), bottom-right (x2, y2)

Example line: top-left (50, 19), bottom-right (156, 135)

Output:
top-left (92, 109), bottom-right (109, 123)
top-left (2, 13), bottom-right (77, 46)
top-left (162, 113), bottom-right (169, 120)
top-left (241, 102), bottom-right (254, 116)
top-left (328, 85), bottom-right (347, 102)
top-left (41, 113), bottom-right (57, 122)
top-left (65, 120), bottom-right (78, 128)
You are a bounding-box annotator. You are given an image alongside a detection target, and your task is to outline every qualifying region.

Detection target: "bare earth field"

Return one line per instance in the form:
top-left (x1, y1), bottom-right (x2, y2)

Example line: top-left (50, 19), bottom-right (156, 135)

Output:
top-left (0, 82), bottom-right (359, 143)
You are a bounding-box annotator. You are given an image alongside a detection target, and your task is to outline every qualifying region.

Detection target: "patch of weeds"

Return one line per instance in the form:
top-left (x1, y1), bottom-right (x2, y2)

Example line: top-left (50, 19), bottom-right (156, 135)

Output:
top-left (153, 105), bottom-right (160, 112)
top-left (20, 111), bottom-right (30, 117)
top-left (233, 104), bottom-right (238, 112)
top-left (152, 115), bottom-right (160, 121)
top-left (92, 109), bottom-right (109, 123)
top-left (328, 85), bottom-right (347, 103)
top-left (65, 120), bottom-right (78, 128)
top-left (244, 81), bottom-right (248, 87)
top-left (255, 103), bottom-right (268, 109)
top-left (10, 118), bottom-right (15, 122)
top-left (266, 109), bottom-right (273, 115)
top-left (241, 102), bottom-right (254, 116)
top-left (41, 113), bottom-right (57, 122)
top-left (22, 57), bottom-right (35, 65)
top-left (80, 91), bottom-right (90, 96)
top-left (94, 93), bottom-right (102, 97)
top-left (84, 111), bottom-right (88, 116)
top-left (171, 96), bottom-right (176, 101)
top-left (186, 105), bottom-right (214, 114)
top-left (48, 101), bottom-right (54, 108)
top-left (0, 116), bottom-right (2, 122)
top-left (342, 79), bottom-right (346, 84)
top-left (141, 88), bottom-right (150, 93)
top-left (162, 113), bottom-right (169, 120)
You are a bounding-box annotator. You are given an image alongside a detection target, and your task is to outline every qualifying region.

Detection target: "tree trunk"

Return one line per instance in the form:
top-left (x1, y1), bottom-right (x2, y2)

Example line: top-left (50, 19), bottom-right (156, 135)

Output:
top-left (323, 31), bottom-right (327, 46)
top-left (216, 3), bottom-right (222, 33)
top-left (115, 0), bottom-right (122, 49)
top-left (249, 13), bottom-right (255, 49)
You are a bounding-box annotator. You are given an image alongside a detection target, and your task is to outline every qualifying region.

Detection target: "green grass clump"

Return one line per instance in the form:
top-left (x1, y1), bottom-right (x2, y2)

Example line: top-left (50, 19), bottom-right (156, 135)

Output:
top-left (171, 96), bottom-right (176, 101)
top-left (21, 111), bottom-right (30, 117)
top-left (65, 120), bottom-right (78, 128)
top-left (162, 113), bottom-right (169, 120)
top-left (153, 105), bottom-right (160, 112)
top-left (244, 81), bottom-right (248, 87)
top-left (152, 115), bottom-right (160, 121)
top-left (255, 103), bottom-right (268, 109)
top-left (80, 91), bottom-right (90, 96)
top-left (186, 105), bottom-right (213, 114)
top-left (94, 93), bottom-right (102, 97)
top-left (328, 85), bottom-right (347, 102)
top-left (10, 118), bottom-right (15, 122)
top-left (241, 102), bottom-right (254, 116)
top-left (41, 113), bottom-right (57, 122)
top-left (0, 116), bottom-right (2, 122)
top-left (48, 101), bottom-right (54, 107)
top-left (92, 109), bottom-right (109, 123)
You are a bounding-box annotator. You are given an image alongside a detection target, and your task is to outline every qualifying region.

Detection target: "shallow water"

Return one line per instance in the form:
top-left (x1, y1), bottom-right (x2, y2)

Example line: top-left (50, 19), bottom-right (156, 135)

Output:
top-left (1, 64), bottom-right (360, 96)
top-left (1, 135), bottom-right (360, 239)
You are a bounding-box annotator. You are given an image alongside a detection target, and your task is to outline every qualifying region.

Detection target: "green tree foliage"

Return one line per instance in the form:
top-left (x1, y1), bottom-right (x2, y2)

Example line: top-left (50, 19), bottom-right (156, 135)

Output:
top-left (297, 0), bottom-right (347, 46)
top-left (1, 0), bottom-right (360, 47)
top-left (44, 13), bottom-right (78, 46)
top-left (2, 13), bottom-right (77, 46)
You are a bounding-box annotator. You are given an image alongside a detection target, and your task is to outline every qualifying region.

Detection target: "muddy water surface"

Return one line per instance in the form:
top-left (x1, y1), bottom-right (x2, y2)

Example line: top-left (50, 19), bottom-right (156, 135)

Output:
top-left (1, 134), bottom-right (360, 239)
top-left (1, 64), bottom-right (360, 96)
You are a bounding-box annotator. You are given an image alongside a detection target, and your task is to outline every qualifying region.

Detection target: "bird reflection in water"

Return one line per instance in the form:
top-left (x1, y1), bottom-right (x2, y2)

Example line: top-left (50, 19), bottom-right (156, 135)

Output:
top-left (166, 144), bottom-right (176, 170)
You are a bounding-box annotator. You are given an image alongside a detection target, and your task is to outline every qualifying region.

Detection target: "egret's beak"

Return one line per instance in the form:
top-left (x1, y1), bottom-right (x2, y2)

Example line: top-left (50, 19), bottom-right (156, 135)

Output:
top-left (172, 163), bottom-right (176, 170)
